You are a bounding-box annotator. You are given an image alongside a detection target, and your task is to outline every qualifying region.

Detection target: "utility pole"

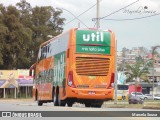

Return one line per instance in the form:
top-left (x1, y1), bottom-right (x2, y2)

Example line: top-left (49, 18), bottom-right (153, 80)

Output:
top-left (152, 45), bottom-right (160, 99)
top-left (114, 40), bottom-right (118, 104)
top-left (78, 22), bottom-right (80, 28)
top-left (96, 0), bottom-right (100, 28)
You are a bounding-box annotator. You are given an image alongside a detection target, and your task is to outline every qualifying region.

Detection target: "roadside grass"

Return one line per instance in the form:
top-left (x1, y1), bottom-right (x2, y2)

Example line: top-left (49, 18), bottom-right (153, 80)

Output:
top-left (0, 98), bottom-right (160, 109)
top-left (103, 100), bottom-right (160, 109)
top-left (103, 102), bottom-right (143, 109)
top-left (104, 99), bottom-right (160, 102)
top-left (0, 98), bottom-right (33, 102)
top-left (143, 100), bottom-right (160, 109)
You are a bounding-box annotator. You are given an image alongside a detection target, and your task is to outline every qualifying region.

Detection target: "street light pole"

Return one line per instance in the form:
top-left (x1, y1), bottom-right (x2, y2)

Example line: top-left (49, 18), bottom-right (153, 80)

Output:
top-left (152, 45), bottom-right (160, 99)
top-left (114, 40), bottom-right (118, 104)
top-left (56, 7), bottom-right (88, 28)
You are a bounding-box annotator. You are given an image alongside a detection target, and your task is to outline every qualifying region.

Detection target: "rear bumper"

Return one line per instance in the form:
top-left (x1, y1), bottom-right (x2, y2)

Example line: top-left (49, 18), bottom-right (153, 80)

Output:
top-left (66, 87), bottom-right (114, 100)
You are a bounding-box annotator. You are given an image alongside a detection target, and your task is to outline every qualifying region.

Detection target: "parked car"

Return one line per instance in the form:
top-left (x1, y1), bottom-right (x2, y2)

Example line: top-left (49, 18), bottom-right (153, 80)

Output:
top-left (128, 95), bottom-right (144, 104)
top-left (130, 92), bottom-right (147, 100)
top-left (144, 94), bottom-right (153, 100)
top-left (154, 94), bottom-right (160, 100)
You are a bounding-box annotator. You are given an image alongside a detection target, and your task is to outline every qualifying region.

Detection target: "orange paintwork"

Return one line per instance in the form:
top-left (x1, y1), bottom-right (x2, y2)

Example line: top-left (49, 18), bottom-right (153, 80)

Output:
top-left (33, 28), bottom-right (116, 101)
top-left (36, 56), bottom-right (54, 76)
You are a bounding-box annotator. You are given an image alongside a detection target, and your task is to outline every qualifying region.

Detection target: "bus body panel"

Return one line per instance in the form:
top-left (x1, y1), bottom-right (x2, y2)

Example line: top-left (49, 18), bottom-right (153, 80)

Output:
top-left (31, 28), bottom-right (116, 105)
top-left (63, 29), bottom-right (115, 100)
top-left (65, 87), bottom-right (114, 99)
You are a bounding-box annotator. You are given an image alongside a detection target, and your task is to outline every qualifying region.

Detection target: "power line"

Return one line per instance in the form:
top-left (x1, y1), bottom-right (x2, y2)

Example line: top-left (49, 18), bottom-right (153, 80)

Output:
top-left (57, 8), bottom-right (89, 28)
top-left (65, 4), bottom-right (96, 25)
top-left (65, 0), bottom-right (103, 25)
top-left (93, 21), bottom-right (97, 28)
top-left (103, 13), bottom-right (160, 21)
top-left (100, 0), bottom-right (140, 19)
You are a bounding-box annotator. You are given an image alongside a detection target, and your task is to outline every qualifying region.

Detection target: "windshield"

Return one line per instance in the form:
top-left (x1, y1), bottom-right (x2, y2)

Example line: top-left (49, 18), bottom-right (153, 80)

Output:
top-left (117, 85), bottom-right (128, 90)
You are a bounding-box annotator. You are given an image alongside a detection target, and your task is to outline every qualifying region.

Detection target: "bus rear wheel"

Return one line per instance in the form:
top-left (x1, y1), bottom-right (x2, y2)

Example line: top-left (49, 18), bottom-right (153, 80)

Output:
top-left (60, 100), bottom-right (66, 106)
top-left (37, 91), bottom-right (43, 106)
top-left (38, 100), bottom-right (43, 106)
top-left (91, 101), bottom-right (103, 108)
top-left (85, 102), bottom-right (91, 107)
top-left (54, 92), bottom-right (58, 106)
top-left (67, 101), bottom-right (73, 107)
top-left (54, 89), bottom-right (66, 106)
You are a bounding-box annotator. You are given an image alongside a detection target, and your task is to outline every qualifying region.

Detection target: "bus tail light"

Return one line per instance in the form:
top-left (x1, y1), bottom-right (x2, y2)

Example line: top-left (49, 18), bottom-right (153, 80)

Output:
top-left (109, 73), bottom-right (114, 88)
top-left (68, 71), bottom-right (76, 88)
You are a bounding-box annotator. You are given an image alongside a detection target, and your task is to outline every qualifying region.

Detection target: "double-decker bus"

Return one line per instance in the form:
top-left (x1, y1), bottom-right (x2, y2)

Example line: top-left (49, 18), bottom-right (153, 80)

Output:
top-left (30, 28), bottom-right (116, 107)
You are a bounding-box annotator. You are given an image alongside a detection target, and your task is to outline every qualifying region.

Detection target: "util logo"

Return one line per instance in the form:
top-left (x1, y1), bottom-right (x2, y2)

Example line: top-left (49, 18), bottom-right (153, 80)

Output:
top-left (83, 32), bottom-right (104, 42)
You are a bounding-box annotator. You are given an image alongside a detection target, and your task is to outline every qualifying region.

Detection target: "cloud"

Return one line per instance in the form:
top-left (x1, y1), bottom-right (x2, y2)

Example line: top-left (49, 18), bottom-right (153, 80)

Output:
top-left (53, 0), bottom-right (77, 11)
top-left (1, 0), bottom-right (160, 50)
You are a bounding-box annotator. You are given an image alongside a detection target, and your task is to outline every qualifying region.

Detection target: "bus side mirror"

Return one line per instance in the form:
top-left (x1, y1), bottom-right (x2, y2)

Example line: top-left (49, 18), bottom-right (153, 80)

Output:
top-left (29, 63), bottom-right (36, 78)
top-left (29, 70), bottom-right (32, 76)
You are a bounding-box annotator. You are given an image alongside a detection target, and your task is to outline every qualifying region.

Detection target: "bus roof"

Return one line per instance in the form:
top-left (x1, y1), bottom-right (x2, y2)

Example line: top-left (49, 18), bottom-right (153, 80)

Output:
top-left (40, 28), bottom-right (77, 47)
top-left (40, 28), bottom-right (113, 48)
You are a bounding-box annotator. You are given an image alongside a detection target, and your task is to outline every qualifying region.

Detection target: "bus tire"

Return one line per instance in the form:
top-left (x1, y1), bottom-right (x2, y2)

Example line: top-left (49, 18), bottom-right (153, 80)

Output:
top-left (53, 87), bottom-right (59, 106)
top-left (54, 87), bottom-right (66, 106)
top-left (35, 89), bottom-right (38, 101)
top-left (60, 100), bottom-right (66, 106)
top-left (54, 92), bottom-right (59, 106)
top-left (37, 91), bottom-right (43, 106)
top-left (67, 102), bottom-right (73, 107)
top-left (91, 101), bottom-right (103, 108)
top-left (57, 93), bottom-right (66, 106)
top-left (38, 100), bottom-right (43, 106)
top-left (85, 102), bottom-right (91, 107)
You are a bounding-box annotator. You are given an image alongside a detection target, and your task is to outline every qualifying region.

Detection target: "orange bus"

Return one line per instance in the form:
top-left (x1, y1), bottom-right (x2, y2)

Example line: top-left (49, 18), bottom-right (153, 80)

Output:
top-left (30, 28), bottom-right (116, 107)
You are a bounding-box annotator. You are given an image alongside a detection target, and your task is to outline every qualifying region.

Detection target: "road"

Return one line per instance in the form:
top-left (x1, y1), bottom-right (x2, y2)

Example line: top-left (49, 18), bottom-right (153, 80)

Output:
top-left (0, 99), bottom-right (159, 120)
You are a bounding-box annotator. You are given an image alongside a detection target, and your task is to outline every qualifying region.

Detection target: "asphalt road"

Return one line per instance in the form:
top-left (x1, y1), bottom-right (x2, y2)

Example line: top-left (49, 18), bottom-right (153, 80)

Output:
top-left (0, 99), bottom-right (159, 120)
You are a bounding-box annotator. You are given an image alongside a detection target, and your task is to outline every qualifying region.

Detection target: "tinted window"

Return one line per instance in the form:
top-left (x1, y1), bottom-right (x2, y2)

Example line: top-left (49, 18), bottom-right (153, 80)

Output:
top-left (137, 93), bottom-right (142, 95)
top-left (146, 95), bottom-right (151, 96)
top-left (117, 85), bottom-right (128, 90)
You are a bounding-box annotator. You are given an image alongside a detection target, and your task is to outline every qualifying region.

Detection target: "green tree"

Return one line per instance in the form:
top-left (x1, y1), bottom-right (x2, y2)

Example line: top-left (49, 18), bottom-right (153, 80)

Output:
top-left (0, 5), bottom-right (32, 69)
top-left (135, 56), bottom-right (144, 63)
top-left (0, 1), bottom-right (65, 69)
top-left (16, 0), bottom-right (65, 64)
top-left (30, 6), bottom-right (65, 63)
top-left (154, 49), bottom-right (160, 58)
top-left (0, 4), bottom-right (8, 65)
top-left (125, 61), bottom-right (150, 84)
top-left (16, 0), bottom-right (32, 28)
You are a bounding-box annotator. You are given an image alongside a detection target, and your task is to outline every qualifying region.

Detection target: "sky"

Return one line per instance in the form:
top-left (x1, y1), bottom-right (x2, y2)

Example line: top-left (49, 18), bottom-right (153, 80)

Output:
top-left (1, 0), bottom-right (160, 51)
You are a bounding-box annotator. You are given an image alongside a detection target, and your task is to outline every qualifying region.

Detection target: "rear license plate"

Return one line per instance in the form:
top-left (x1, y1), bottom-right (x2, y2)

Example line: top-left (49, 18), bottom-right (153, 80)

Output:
top-left (88, 91), bottom-right (96, 95)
